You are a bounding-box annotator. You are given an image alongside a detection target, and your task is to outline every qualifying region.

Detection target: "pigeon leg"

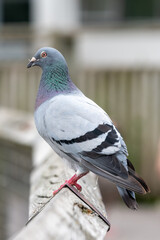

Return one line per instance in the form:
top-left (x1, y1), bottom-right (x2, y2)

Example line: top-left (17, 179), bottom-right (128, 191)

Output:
top-left (53, 171), bottom-right (89, 196)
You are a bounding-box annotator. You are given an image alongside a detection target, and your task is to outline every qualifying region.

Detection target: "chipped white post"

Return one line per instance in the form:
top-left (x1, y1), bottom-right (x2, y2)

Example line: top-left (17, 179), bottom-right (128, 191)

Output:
top-left (12, 152), bottom-right (109, 239)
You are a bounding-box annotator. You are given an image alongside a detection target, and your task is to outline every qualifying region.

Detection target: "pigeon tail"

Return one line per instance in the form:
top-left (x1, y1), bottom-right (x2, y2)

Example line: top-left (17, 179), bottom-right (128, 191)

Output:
top-left (80, 153), bottom-right (150, 195)
top-left (127, 159), bottom-right (150, 193)
top-left (117, 186), bottom-right (138, 210)
top-left (117, 159), bottom-right (150, 209)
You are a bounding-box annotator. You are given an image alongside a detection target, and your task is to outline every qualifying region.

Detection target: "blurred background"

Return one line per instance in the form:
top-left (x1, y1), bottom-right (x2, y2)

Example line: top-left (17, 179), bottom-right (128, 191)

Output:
top-left (0, 0), bottom-right (160, 239)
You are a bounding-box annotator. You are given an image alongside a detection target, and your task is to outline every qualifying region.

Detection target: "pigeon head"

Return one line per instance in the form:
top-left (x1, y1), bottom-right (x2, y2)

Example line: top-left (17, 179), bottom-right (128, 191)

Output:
top-left (27, 47), bottom-right (68, 70)
top-left (27, 47), bottom-right (79, 109)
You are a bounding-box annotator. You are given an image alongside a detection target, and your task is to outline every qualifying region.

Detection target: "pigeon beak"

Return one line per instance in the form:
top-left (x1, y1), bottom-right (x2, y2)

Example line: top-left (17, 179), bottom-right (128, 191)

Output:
top-left (27, 57), bottom-right (37, 68)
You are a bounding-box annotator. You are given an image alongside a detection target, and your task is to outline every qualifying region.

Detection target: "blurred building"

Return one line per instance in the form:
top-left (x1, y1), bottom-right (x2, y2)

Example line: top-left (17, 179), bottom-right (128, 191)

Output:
top-left (0, 0), bottom-right (160, 239)
top-left (1, 0), bottom-right (160, 64)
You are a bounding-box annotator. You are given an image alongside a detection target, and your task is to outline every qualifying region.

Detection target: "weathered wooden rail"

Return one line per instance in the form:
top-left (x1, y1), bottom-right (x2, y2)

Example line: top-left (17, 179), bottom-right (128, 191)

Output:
top-left (12, 152), bottom-right (109, 240)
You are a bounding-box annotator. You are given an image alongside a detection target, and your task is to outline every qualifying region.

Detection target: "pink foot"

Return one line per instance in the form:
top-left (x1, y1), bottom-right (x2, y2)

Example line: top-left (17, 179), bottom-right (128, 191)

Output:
top-left (53, 172), bottom-right (88, 196)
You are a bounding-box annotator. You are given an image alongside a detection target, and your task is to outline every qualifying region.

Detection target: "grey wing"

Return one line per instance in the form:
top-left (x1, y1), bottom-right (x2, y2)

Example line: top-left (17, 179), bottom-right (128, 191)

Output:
top-left (45, 94), bottom-right (123, 158)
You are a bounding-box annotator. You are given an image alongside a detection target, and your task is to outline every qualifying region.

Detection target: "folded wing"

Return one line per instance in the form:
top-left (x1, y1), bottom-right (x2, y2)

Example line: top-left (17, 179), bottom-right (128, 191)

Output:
top-left (45, 94), bottom-right (149, 195)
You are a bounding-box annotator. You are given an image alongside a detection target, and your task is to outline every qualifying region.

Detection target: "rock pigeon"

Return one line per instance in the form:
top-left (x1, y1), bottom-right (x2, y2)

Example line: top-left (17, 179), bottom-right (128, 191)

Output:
top-left (27, 47), bottom-right (150, 210)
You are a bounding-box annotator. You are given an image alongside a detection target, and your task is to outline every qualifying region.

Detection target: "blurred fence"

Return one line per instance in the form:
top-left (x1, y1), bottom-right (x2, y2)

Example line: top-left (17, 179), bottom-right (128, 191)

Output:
top-left (0, 63), bottom-right (40, 112)
top-left (0, 64), bottom-right (160, 195)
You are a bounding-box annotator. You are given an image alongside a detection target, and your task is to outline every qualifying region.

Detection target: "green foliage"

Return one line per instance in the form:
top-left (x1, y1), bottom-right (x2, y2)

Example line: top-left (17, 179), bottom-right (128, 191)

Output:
top-left (125, 118), bottom-right (142, 171)
top-left (125, 0), bottom-right (154, 19)
top-left (137, 192), bottom-right (160, 205)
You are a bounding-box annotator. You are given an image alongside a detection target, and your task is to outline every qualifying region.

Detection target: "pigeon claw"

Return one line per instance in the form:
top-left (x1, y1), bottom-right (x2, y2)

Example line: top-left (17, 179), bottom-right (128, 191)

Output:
top-left (53, 179), bottom-right (82, 196)
top-left (72, 182), bottom-right (82, 191)
top-left (53, 172), bottom-right (88, 196)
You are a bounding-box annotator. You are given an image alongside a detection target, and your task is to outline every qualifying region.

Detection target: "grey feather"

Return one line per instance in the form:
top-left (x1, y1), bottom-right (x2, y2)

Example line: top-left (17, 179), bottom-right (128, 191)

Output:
top-left (117, 187), bottom-right (138, 210)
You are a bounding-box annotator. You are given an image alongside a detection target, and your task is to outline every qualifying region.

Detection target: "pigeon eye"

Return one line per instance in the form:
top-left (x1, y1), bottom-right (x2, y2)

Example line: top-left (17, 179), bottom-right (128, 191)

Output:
top-left (41, 51), bottom-right (47, 58)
